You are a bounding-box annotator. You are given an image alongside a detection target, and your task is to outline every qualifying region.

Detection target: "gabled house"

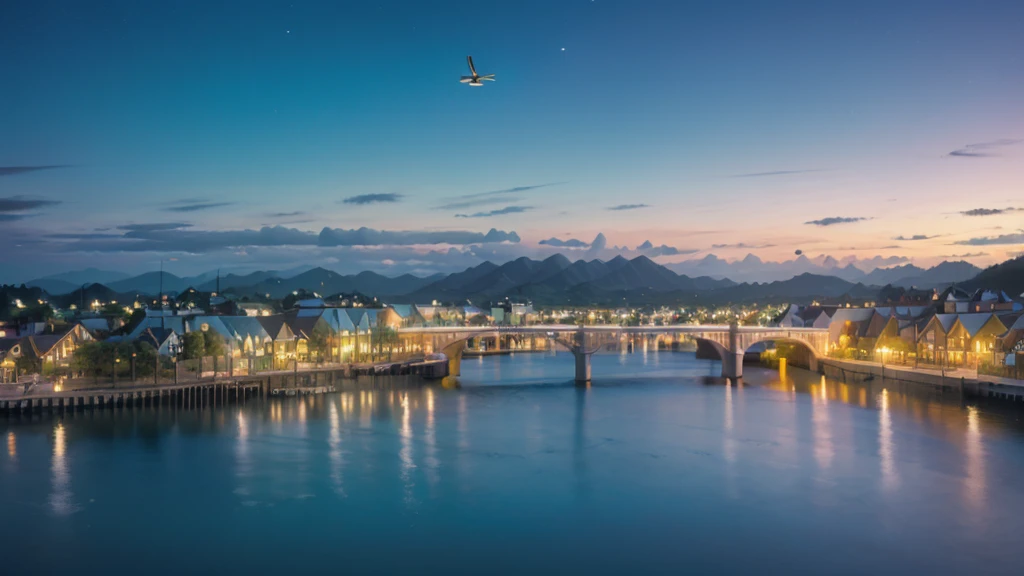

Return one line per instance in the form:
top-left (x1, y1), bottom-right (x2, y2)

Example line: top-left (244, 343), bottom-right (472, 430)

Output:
top-left (187, 315), bottom-right (273, 357)
top-left (917, 313), bottom-right (1006, 367)
top-left (284, 309), bottom-right (335, 362)
top-left (256, 314), bottom-right (298, 368)
top-left (18, 324), bottom-right (94, 372)
top-left (916, 313), bottom-right (959, 364)
top-left (969, 289), bottom-right (1018, 313)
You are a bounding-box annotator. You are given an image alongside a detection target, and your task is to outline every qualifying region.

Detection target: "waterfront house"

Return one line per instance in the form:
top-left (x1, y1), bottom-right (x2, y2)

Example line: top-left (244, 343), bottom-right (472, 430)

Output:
top-left (916, 313), bottom-right (958, 364)
top-left (283, 309), bottom-right (335, 362)
top-left (320, 308), bottom-right (363, 362)
top-left (256, 314), bottom-right (298, 368)
top-left (917, 313), bottom-right (1006, 367)
top-left (952, 313), bottom-right (1007, 367)
top-left (17, 324), bottom-right (94, 373)
top-left (187, 315), bottom-right (273, 357)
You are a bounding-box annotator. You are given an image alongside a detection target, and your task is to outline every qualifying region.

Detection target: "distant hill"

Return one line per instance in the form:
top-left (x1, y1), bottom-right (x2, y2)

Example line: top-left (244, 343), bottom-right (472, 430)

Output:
top-left (704, 273), bottom-right (874, 305)
top-left (22, 254), bottom-right (1017, 308)
top-left (889, 260), bottom-right (981, 288)
top-left (962, 256), bottom-right (1024, 296)
top-left (47, 283), bottom-right (126, 309)
top-left (404, 255), bottom-right (734, 305)
top-left (36, 268), bottom-right (131, 285)
top-left (27, 278), bottom-right (79, 295)
top-left (108, 272), bottom-right (188, 295)
top-left (233, 267), bottom-right (439, 299)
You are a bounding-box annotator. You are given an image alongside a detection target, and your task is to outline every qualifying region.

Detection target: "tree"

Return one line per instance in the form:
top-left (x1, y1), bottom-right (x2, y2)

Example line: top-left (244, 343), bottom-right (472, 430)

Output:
top-left (182, 331), bottom-right (206, 360)
top-left (204, 330), bottom-right (227, 357)
top-left (307, 324), bottom-right (331, 363)
top-left (72, 341), bottom-right (106, 378)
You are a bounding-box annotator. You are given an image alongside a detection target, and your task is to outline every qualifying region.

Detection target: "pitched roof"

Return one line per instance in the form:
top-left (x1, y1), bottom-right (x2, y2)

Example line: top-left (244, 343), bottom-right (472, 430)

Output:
top-left (127, 316), bottom-right (186, 340)
top-left (956, 313), bottom-right (1003, 338)
top-left (390, 304), bottom-right (414, 319)
top-left (934, 313), bottom-right (958, 332)
top-left (218, 316), bottom-right (272, 342)
top-left (256, 314), bottom-right (294, 340)
top-left (27, 334), bottom-right (66, 357)
top-left (321, 309), bottom-right (358, 333)
top-left (284, 309), bottom-right (326, 338)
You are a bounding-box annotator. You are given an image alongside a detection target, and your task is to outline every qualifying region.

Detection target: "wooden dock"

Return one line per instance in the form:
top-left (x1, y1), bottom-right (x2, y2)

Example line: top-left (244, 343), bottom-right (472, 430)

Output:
top-left (1, 358), bottom-right (448, 416)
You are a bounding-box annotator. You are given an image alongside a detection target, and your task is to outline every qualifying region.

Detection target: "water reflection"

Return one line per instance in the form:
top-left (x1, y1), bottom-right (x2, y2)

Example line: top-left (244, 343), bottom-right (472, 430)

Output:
top-left (424, 387), bottom-right (439, 489)
top-left (327, 401), bottom-right (345, 497)
top-left (878, 389), bottom-right (899, 491)
top-left (5, 351), bottom-right (1024, 569)
top-left (964, 406), bottom-right (986, 513)
top-left (811, 376), bottom-right (834, 471)
top-left (399, 392), bottom-right (417, 508)
top-left (49, 422), bottom-right (76, 516)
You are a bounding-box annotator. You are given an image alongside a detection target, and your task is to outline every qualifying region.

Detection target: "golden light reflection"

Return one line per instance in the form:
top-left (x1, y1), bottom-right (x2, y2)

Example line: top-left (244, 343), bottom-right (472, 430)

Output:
top-left (234, 410), bottom-right (253, 499)
top-left (328, 400), bottom-right (345, 496)
top-left (50, 422), bottom-right (76, 516)
top-left (6, 431), bottom-right (15, 460)
top-left (724, 382), bottom-right (737, 464)
top-left (399, 392), bottom-right (417, 507)
top-left (812, 379), bottom-right (834, 471)
top-left (964, 406), bottom-right (986, 512)
top-left (878, 389), bottom-right (899, 491)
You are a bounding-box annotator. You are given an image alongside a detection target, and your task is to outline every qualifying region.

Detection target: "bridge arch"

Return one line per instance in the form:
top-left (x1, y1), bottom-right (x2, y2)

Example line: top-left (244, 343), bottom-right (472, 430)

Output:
top-left (741, 337), bottom-right (820, 373)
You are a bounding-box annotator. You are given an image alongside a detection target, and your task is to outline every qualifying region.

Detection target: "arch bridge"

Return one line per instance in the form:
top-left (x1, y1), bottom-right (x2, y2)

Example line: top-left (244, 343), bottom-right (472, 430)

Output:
top-left (398, 324), bottom-right (828, 383)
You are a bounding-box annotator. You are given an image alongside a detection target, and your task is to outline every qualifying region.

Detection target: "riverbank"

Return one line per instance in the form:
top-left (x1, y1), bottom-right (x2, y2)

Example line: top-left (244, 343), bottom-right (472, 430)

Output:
top-left (0, 358), bottom-right (448, 415)
top-left (820, 357), bottom-right (1024, 402)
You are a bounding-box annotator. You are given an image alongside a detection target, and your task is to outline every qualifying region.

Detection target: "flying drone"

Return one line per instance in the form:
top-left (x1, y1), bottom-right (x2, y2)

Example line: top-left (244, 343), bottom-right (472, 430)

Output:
top-left (460, 56), bottom-right (495, 86)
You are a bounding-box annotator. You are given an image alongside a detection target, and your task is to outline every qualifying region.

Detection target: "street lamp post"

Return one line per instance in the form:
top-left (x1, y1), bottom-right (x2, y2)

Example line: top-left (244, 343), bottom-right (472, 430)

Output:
top-left (131, 351), bottom-right (137, 383)
top-left (113, 354), bottom-right (121, 388)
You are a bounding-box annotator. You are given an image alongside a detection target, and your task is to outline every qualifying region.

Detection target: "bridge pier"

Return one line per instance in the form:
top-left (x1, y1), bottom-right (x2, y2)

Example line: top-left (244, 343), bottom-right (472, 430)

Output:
top-left (721, 322), bottom-right (744, 380)
top-left (574, 351), bottom-right (592, 384)
top-left (721, 351), bottom-right (744, 380)
top-left (442, 339), bottom-right (467, 377)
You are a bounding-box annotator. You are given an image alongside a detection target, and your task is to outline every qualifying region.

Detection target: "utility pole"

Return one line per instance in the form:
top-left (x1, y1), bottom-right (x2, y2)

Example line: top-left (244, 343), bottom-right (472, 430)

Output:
top-left (159, 259), bottom-right (165, 330)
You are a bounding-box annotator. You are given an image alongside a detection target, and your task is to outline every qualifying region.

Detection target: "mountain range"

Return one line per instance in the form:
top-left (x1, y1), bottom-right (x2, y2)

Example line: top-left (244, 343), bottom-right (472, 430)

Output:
top-left (17, 254), bottom-right (1013, 307)
top-left (667, 254), bottom-right (981, 287)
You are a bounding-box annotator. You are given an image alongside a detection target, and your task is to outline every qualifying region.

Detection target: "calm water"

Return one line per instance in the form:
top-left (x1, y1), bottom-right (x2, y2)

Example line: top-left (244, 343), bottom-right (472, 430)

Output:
top-left (3, 351), bottom-right (1024, 575)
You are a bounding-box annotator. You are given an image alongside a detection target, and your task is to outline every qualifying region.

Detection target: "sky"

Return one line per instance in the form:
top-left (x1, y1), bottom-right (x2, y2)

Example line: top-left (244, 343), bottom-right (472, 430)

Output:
top-left (2, 0), bottom-right (1023, 282)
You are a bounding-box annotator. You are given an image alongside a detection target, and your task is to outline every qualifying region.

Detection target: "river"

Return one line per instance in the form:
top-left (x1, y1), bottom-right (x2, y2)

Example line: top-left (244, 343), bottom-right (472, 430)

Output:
top-left (2, 351), bottom-right (1024, 574)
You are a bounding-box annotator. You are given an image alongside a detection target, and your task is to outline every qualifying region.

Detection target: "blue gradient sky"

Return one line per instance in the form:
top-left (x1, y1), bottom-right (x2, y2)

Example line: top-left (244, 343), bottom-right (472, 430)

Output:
top-left (2, 0), bottom-right (1022, 280)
